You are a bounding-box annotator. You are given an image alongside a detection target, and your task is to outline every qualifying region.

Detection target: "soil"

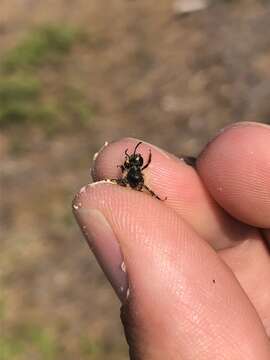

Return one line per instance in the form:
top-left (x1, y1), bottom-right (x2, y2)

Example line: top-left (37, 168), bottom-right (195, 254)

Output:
top-left (1, 1), bottom-right (270, 358)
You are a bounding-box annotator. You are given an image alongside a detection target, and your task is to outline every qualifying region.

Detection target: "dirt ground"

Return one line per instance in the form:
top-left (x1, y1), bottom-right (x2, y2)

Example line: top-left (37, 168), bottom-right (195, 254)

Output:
top-left (1, 1), bottom-right (270, 359)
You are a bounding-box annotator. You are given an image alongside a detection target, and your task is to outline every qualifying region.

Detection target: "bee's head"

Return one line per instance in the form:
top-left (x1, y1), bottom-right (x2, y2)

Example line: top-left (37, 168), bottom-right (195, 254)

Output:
top-left (128, 153), bottom-right (143, 167)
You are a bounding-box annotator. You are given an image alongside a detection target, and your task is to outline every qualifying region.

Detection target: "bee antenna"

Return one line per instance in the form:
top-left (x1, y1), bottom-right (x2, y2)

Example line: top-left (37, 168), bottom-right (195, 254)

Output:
top-left (133, 141), bottom-right (142, 155)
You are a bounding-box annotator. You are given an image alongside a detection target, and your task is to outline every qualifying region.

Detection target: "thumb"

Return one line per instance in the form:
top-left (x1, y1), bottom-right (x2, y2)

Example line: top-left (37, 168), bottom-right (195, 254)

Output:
top-left (73, 182), bottom-right (270, 360)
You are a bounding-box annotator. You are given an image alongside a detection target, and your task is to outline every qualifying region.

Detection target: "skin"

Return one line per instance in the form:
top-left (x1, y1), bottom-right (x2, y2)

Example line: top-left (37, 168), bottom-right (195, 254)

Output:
top-left (73, 122), bottom-right (270, 360)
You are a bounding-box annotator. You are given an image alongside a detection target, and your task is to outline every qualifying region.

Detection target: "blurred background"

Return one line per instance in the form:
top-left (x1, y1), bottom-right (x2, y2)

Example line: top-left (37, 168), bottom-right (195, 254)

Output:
top-left (1, 0), bottom-right (270, 359)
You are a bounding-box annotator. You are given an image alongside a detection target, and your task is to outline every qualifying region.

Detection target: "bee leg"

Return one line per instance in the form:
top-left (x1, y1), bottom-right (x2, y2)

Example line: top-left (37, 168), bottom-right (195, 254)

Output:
top-left (142, 184), bottom-right (167, 201)
top-left (135, 183), bottom-right (143, 192)
top-left (116, 165), bottom-right (125, 173)
top-left (125, 148), bottom-right (130, 158)
top-left (111, 178), bottom-right (128, 187)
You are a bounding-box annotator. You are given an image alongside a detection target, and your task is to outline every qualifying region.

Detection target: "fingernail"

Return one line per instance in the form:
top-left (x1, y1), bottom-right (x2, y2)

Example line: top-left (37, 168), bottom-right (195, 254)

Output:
top-left (73, 207), bottom-right (128, 302)
top-left (91, 141), bottom-right (109, 179)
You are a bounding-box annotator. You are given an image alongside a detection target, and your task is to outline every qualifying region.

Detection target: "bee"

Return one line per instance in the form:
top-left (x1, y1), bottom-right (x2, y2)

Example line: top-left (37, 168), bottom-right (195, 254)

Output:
top-left (113, 142), bottom-right (165, 200)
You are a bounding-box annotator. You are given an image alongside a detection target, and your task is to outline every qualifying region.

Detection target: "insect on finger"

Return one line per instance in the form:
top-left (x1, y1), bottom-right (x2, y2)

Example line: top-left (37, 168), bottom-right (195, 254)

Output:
top-left (110, 142), bottom-right (166, 201)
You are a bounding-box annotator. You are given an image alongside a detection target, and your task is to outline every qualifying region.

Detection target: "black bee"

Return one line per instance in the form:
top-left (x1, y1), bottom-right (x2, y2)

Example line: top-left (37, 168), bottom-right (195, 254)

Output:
top-left (113, 142), bottom-right (165, 200)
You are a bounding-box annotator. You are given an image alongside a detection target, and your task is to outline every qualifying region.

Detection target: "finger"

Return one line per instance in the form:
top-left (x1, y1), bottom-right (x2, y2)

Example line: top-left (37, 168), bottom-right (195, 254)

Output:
top-left (219, 231), bottom-right (270, 335)
top-left (196, 123), bottom-right (270, 334)
top-left (196, 122), bottom-right (270, 228)
top-left (73, 183), bottom-right (270, 360)
top-left (92, 138), bottom-right (255, 250)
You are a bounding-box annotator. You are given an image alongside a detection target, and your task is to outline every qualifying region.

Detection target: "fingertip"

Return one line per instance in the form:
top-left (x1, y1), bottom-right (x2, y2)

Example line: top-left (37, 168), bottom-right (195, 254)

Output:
top-left (91, 140), bottom-right (110, 179)
top-left (197, 121), bottom-right (270, 227)
top-left (92, 137), bottom-right (180, 179)
top-left (91, 138), bottom-right (172, 203)
top-left (91, 138), bottom-right (255, 249)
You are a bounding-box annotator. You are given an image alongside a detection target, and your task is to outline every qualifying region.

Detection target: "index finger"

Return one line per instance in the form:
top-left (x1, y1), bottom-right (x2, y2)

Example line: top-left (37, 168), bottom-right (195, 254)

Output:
top-left (92, 138), bottom-right (254, 249)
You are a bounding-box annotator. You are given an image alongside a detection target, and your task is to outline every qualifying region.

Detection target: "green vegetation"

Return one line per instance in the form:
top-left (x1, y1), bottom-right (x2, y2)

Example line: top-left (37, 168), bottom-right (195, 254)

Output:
top-left (0, 298), bottom-right (121, 360)
top-left (79, 337), bottom-right (127, 360)
top-left (0, 296), bottom-right (6, 320)
top-left (18, 324), bottom-right (59, 360)
top-left (2, 25), bottom-right (82, 71)
top-left (80, 337), bottom-right (103, 359)
top-left (0, 321), bottom-right (123, 360)
top-left (0, 76), bottom-right (40, 102)
top-left (0, 24), bottom-right (94, 132)
top-left (0, 336), bottom-right (24, 360)
top-left (0, 75), bottom-right (45, 127)
top-left (1, 325), bottom-right (59, 360)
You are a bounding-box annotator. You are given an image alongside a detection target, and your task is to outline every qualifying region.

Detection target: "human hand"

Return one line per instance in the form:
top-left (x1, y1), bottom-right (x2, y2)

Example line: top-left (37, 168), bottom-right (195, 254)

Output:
top-left (73, 122), bottom-right (270, 360)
